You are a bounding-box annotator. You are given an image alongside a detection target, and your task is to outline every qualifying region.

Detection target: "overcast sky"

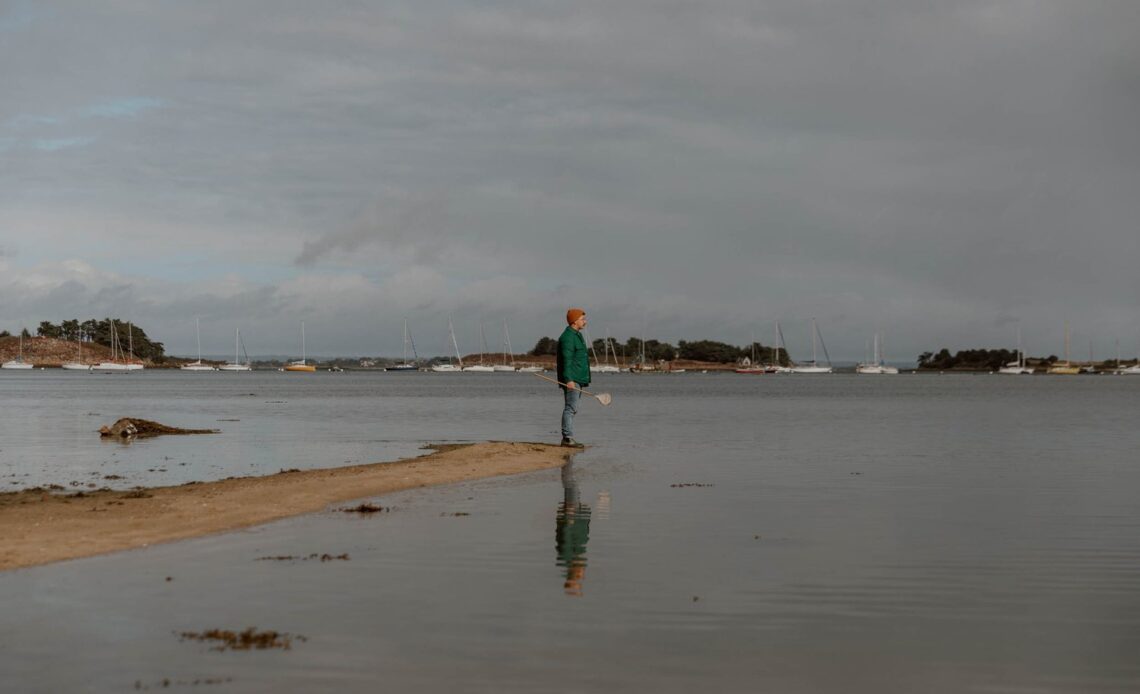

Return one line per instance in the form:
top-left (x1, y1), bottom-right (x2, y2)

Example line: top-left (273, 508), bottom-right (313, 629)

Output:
top-left (2, 1), bottom-right (1138, 361)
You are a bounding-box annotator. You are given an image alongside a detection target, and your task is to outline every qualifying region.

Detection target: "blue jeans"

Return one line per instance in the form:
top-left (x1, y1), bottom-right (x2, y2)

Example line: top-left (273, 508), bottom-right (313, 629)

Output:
top-left (561, 386), bottom-right (582, 439)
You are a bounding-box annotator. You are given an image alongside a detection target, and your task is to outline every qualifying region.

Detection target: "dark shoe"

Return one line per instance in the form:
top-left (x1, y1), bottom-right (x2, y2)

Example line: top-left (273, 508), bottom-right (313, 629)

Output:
top-left (561, 437), bottom-right (585, 449)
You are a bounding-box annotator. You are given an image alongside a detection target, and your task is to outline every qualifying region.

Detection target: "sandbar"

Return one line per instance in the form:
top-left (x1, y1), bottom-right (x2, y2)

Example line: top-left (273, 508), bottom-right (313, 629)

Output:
top-left (0, 441), bottom-right (575, 571)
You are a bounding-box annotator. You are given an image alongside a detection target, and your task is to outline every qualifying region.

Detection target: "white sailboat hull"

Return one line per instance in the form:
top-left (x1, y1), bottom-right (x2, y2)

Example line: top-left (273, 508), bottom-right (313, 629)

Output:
top-left (431, 364), bottom-right (461, 372)
top-left (61, 363), bottom-right (91, 371)
top-left (1118, 365), bottom-right (1140, 375)
top-left (856, 364), bottom-right (899, 374)
top-left (462, 365), bottom-right (495, 372)
top-left (1, 361), bottom-right (34, 370)
top-left (789, 365), bottom-right (833, 374)
top-left (180, 362), bottom-right (216, 371)
top-left (92, 362), bottom-right (132, 373)
top-left (517, 366), bottom-right (544, 373)
top-left (997, 366), bottom-right (1034, 374)
top-left (218, 364), bottom-right (252, 371)
top-left (493, 365), bottom-right (517, 372)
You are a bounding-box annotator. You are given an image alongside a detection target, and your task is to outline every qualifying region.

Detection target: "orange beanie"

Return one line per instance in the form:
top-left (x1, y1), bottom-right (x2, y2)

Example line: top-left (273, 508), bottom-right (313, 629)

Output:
top-left (566, 308), bottom-right (585, 325)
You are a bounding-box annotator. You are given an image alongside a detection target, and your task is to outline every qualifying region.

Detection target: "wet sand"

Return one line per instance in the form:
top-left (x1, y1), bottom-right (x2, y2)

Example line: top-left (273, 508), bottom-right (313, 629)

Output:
top-left (0, 441), bottom-right (574, 571)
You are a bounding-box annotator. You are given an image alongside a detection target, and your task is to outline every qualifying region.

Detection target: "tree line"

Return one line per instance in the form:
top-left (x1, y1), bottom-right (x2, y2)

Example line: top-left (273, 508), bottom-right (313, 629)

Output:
top-left (530, 336), bottom-right (791, 365)
top-left (917, 348), bottom-right (1059, 370)
top-left (32, 319), bottom-right (166, 360)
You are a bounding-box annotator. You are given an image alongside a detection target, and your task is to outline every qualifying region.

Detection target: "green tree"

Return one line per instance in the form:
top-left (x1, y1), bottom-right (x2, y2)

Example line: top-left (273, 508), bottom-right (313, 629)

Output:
top-left (37, 321), bottom-right (61, 338)
top-left (60, 319), bottom-right (81, 341)
top-left (678, 340), bottom-right (743, 363)
top-left (530, 336), bottom-right (558, 356)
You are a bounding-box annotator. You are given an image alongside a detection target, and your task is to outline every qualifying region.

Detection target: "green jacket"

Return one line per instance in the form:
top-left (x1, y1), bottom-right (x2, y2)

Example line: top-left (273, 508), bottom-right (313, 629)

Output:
top-left (557, 326), bottom-right (590, 387)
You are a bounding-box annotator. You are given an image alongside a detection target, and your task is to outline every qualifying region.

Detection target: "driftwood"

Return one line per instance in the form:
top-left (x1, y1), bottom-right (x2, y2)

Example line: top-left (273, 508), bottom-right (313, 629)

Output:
top-left (99, 418), bottom-right (218, 438)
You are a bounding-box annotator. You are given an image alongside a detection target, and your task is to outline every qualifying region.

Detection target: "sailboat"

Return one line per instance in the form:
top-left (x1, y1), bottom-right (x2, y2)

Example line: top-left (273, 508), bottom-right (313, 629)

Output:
top-left (735, 330), bottom-right (766, 374)
top-left (181, 317), bottom-right (217, 371)
top-left (494, 320), bottom-right (518, 372)
top-left (284, 321), bottom-right (317, 372)
top-left (997, 327), bottom-right (1034, 375)
top-left (62, 330), bottom-right (90, 370)
top-left (1080, 340), bottom-right (1098, 374)
top-left (431, 317), bottom-right (464, 372)
top-left (856, 333), bottom-right (900, 374)
top-left (590, 331), bottom-right (621, 374)
top-left (767, 322), bottom-right (792, 373)
top-left (789, 318), bottom-right (833, 373)
top-left (1047, 320), bottom-right (1080, 375)
top-left (1119, 339), bottom-right (1140, 374)
top-left (1, 332), bottom-right (35, 369)
top-left (386, 319), bottom-right (419, 372)
top-left (218, 328), bottom-right (253, 371)
top-left (462, 322), bottom-right (495, 372)
top-left (92, 320), bottom-right (134, 373)
top-left (125, 322), bottom-right (144, 370)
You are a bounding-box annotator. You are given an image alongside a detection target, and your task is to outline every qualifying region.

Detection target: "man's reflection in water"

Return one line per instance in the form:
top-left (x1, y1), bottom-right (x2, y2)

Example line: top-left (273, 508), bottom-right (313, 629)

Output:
top-left (555, 461), bottom-right (592, 597)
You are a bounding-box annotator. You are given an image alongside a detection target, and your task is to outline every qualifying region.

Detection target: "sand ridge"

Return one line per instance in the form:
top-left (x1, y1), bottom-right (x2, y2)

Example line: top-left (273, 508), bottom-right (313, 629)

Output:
top-left (0, 441), bottom-right (575, 571)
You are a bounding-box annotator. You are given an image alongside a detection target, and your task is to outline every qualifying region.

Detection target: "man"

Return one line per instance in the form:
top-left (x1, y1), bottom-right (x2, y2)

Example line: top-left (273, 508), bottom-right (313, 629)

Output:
top-left (557, 308), bottom-right (590, 448)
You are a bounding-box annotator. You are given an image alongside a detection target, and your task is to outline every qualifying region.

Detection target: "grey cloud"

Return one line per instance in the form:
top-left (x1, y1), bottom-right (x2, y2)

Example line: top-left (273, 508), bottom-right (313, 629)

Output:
top-left (3, 1), bottom-right (1139, 360)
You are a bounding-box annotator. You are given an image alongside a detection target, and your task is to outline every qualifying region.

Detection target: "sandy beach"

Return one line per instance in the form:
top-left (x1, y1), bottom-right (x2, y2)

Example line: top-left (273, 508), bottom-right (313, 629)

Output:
top-left (0, 441), bottom-right (574, 571)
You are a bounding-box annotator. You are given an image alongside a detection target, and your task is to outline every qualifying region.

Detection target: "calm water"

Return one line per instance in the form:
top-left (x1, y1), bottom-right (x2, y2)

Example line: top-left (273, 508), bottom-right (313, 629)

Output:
top-left (2, 370), bottom-right (1140, 692)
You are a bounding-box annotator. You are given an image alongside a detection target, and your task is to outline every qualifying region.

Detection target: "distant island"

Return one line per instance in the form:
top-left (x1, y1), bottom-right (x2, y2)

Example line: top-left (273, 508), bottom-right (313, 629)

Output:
top-left (917, 348), bottom-right (1138, 372)
top-left (2, 323), bottom-right (795, 371)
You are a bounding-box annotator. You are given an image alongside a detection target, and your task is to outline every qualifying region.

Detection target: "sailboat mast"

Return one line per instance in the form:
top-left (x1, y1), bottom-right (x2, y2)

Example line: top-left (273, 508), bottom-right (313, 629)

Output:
top-left (1064, 319), bottom-right (1070, 365)
top-left (301, 321), bottom-right (306, 363)
top-left (504, 320), bottom-right (515, 366)
top-left (811, 318), bottom-right (818, 366)
top-left (403, 318), bottom-right (409, 364)
top-left (449, 317), bottom-right (463, 367)
top-left (196, 317), bottom-right (202, 363)
top-left (775, 321), bottom-right (784, 367)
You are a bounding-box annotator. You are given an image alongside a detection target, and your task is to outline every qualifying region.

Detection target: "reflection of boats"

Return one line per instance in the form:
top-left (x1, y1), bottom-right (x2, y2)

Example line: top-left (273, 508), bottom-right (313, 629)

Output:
top-left (284, 321), bottom-right (317, 372)
top-left (1048, 321), bottom-right (1080, 375)
top-left (856, 334), bottom-right (900, 374)
top-left (218, 328), bottom-right (253, 371)
top-left (789, 318), bottom-right (833, 374)
top-left (386, 318), bottom-right (419, 372)
top-left (2, 333), bottom-right (35, 369)
top-left (181, 317), bottom-right (217, 371)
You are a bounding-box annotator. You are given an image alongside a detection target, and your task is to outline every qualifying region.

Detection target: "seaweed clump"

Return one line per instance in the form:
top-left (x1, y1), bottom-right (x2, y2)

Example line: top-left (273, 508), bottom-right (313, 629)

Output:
top-left (178, 627), bottom-right (306, 651)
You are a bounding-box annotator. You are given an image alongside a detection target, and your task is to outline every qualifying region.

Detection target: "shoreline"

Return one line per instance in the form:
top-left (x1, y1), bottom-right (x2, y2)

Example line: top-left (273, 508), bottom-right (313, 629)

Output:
top-left (0, 441), bottom-right (575, 572)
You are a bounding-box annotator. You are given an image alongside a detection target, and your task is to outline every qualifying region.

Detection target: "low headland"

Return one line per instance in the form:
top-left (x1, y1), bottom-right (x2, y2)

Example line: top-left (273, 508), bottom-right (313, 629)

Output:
top-left (0, 441), bottom-right (575, 571)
